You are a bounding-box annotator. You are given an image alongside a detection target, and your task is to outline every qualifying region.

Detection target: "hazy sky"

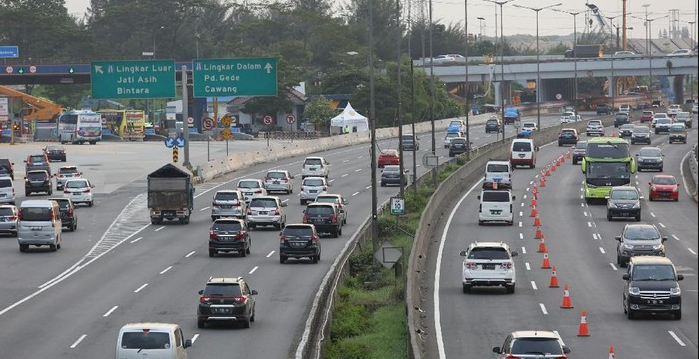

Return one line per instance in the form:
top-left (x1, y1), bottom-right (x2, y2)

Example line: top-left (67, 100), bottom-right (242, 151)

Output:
top-left (65, 0), bottom-right (697, 38)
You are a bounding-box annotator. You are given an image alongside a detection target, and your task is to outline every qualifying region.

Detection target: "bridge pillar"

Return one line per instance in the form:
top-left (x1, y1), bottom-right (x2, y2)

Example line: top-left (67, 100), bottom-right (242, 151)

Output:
top-left (607, 76), bottom-right (615, 98)
top-left (493, 81), bottom-right (512, 107)
top-left (669, 75), bottom-right (685, 104)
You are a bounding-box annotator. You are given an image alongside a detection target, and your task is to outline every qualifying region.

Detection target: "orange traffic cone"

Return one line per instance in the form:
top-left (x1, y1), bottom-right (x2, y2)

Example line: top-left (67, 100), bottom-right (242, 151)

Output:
top-left (540, 177), bottom-right (546, 188)
top-left (551, 163), bottom-right (557, 172)
top-left (577, 310), bottom-right (590, 336)
top-left (530, 197), bottom-right (537, 207)
top-left (537, 237), bottom-right (548, 253)
top-left (549, 266), bottom-right (559, 288)
top-left (532, 185), bottom-right (538, 194)
top-left (533, 214), bottom-right (541, 226)
top-left (566, 151), bottom-right (571, 159)
top-left (541, 252), bottom-right (551, 269)
top-left (530, 206), bottom-right (538, 217)
top-left (556, 157), bottom-right (562, 166)
top-left (611, 131), bottom-right (616, 137)
top-left (534, 226), bottom-right (544, 239)
top-left (545, 166), bottom-right (551, 176)
top-left (608, 346), bottom-right (615, 359)
top-left (561, 285), bottom-right (574, 308)
top-left (560, 155), bottom-right (565, 163)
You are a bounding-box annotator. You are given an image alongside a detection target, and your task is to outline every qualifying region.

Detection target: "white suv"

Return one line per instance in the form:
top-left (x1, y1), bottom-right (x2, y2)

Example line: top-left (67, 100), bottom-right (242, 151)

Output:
top-left (300, 177), bottom-right (329, 205)
top-left (237, 179), bottom-right (267, 203)
top-left (63, 178), bottom-right (95, 206)
top-left (492, 330), bottom-right (571, 358)
top-left (301, 157), bottom-right (330, 179)
top-left (460, 241), bottom-right (517, 293)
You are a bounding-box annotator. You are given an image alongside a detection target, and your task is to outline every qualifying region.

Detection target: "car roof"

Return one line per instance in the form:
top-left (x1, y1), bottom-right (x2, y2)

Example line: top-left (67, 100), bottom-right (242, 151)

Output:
top-left (26, 170), bottom-right (49, 174)
top-left (486, 160), bottom-right (510, 165)
top-left (316, 193), bottom-right (342, 198)
top-left (0, 204), bottom-right (17, 209)
top-left (307, 202), bottom-right (336, 207)
top-left (266, 169), bottom-right (289, 173)
top-left (207, 277), bottom-right (243, 284)
top-left (19, 199), bottom-right (58, 207)
top-left (120, 322), bottom-right (181, 331)
top-left (303, 176), bottom-right (326, 180)
top-left (610, 186), bottom-right (637, 191)
top-left (509, 330), bottom-right (561, 340)
top-left (630, 256), bottom-right (674, 265)
top-left (250, 195), bottom-right (280, 201)
top-left (239, 178), bottom-right (262, 183)
top-left (469, 241), bottom-right (510, 249)
top-left (652, 174), bottom-right (676, 179)
top-left (285, 223), bottom-right (315, 229)
top-left (624, 223), bottom-right (658, 231)
top-left (216, 189), bottom-right (241, 193)
top-left (48, 197), bottom-right (73, 203)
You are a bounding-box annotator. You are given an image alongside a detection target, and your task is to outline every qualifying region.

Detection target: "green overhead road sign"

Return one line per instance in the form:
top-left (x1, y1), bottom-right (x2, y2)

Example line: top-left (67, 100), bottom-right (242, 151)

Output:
top-left (90, 60), bottom-right (176, 99)
top-left (192, 58), bottom-right (278, 97)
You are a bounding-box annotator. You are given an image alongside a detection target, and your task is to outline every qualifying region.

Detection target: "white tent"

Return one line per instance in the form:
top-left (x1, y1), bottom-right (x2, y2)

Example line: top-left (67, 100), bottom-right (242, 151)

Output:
top-left (330, 102), bottom-right (369, 132)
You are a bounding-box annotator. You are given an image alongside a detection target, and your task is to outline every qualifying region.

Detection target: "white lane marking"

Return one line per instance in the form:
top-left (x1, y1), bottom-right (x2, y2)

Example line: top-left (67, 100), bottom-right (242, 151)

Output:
top-left (580, 195), bottom-right (583, 199)
top-left (688, 248), bottom-right (697, 255)
top-left (523, 194), bottom-right (528, 199)
top-left (521, 203), bottom-right (524, 207)
top-left (658, 223), bottom-right (666, 228)
top-left (610, 263), bottom-right (618, 271)
top-left (103, 306), bottom-right (118, 317)
top-left (519, 233), bottom-right (524, 240)
top-left (352, 191), bottom-right (360, 196)
top-left (435, 180), bottom-right (482, 359)
top-left (341, 173), bottom-right (348, 177)
top-left (680, 151), bottom-right (694, 197)
top-left (580, 203), bottom-right (585, 207)
top-left (358, 156), bottom-right (364, 159)
top-left (518, 222), bottom-right (522, 227)
top-left (185, 251), bottom-right (196, 258)
top-left (328, 179), bottom-right (335, 183)
top-left (154, 226), bottom-right (165, 232)
top-left (672, 234), bottom-right (680, 241)
top-left (593, 234), bottom-right (599, 240)
top-left (525, 262), bottom-right (531, 270)
top-left (539, 303), bottom-right (548, 315)
top-left (355, 168), bottom-right (362, 172)
top-left (599, 247), bottom-right (606, 254)
top-left (526, 187), bottom-right (530, 192)
top-left (583, 211), bottom-right (588, 217)
top-left (191, 334), bottom-right (200, 343)
top-left (365, 185), bottom-right (371, 189)
top-left (159, 266), bottom-right (173, 275)
top-left (529, 181), bottom-right (534, 185)
top-left (343, 159), bottom-right (349, 162)
top-left (249, 266), bottom-right (259, 274)
top-left (588, 222), bottom-right (592, 227)
top-left (650, 212), bottom-right (656, 218)
top-left (521, 247), bottom-right (526, 254)
top-left (130, 236), bottom-right (143, 244)
top-left (531, 281), bottom-right (538, 290)
top-left (134, 283), bottom-right (148, 293)
top-left (70, 334), bottom-right (87, 348)
top-left (266, 251), bottom-right (275, 258)
top-left (519, 211), bottom-right (523, 217)
top-left (669, 331), bottom-right (686, 346)
top-left (200, 206), bottom-right (210, 211)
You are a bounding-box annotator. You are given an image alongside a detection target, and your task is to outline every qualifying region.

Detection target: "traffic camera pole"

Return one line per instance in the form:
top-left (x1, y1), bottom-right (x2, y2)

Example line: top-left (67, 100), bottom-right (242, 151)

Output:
top-left (181, 65), bottom-right (192, 169)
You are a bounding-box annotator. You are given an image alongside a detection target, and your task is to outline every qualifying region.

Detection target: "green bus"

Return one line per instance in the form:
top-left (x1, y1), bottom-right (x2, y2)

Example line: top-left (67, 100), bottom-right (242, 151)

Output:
top-left (581, 137), bottom-right (636, 203)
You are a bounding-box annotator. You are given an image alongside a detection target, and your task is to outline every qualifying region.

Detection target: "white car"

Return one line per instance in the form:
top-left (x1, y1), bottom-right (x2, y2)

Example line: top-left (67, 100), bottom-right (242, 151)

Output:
top-left (651, 112), bottom-right (670, 128)
top-left (263, 169), bottom-right (294, 194)
top-left (667, 104), bottom-right (682, 116)
top-left (559, 111), bottom-right (577, 123)
top-left (63, 178), bottom-right (94, 206)
top-left (667, 48), bottom-right (695, 57)
top-left (692, 102), bottom-right (698, 114)
top-left (299, 177), bottom-right (329, 205)
top-left (301, 156), bottom-right (330, 179)
top-left (521, 122), bottom-right (538, 131)
top-left (443, 132), bottom-right (463, 148)
top-left (460, 241), bottom-right (517, 293)
top-left (237, 178), bottom-right (267, 203)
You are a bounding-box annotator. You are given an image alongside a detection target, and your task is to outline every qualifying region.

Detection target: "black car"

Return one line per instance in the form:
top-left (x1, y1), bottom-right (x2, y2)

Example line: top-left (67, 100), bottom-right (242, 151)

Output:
top-left (623, 256), bottom-right (683, 320)
top-left (636, 147), bottom-right (663, 171)
top-left (616, 223), bottom-right (667, 267)
top-left (606, 186), bottom-right (641, 221)
top-left (596, 103), bottom-right (611, 115)
top-left (618, 124), bottom-right (635, 138)
top-left (400, 134), bottom-right (419, 151)
top-left (48, 197), bottom-right (78, 232)
top-left (197, 277), bottom-right (257, 328)
top-left (571, 141), bottom-right (587, 165)
top-left (448, 138), bottom-right (469, 157)
top-left (0, 158), bottom-right (14, 180)
top-left (630, 125), bottom-right (651, 144)
top-left (208, 218), bottom-right (251, 257)
top-left (24, 154), bottom-right (51, 175)
top-left (25, 170), bottom-right (52, 196)
top-left (43, 145), bottom-right (67, 162)
top-left (380, 165), bottom-right (406, 187)
top-left (485, 118), bottom-right (501, 133)
top-left (302, 202), bottom-right (342, 237)
top-left (557, 128), bottom-right (579, 146)
top-left (279, 223), bottom-right (321, 263)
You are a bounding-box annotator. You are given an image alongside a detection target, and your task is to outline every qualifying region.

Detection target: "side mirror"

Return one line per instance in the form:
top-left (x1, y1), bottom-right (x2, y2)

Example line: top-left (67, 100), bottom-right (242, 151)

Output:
top-left (677, 183), bottom-right (680, 187)
top-left (662, 236), bottom-right (668, 242)
top-left (184, 339), bottom-right (192, 349)
top-left (492, 347), bottom-right (501, 354)
top-left (563, 346), bottom-right (572, 354)
top-left (198, 290), bottom-right (203, 295)
top-left (459, 250), bottom-right (467, 256)
top-left (23, 160), bottom-right (27, 163)
top-left (477, 195), bottom-right (481, 200)
top-left (290, 175), bottom-right (295, 179)
top-left (639, 196), bottom-right (644, 199)
top-left (677, 274), bottom-right (684, 281)
top-left (510, 251), bottom-right (518, 257)
top-left (648, 182), bottom-right (652, 186)
top-left (302, 209), bottom-right (306, 213)
top-left (622, 273), bottom-right (630, 280)
top-left (635, 153), bottom-right (639, 156)
top-left (615, 235), bottom-right (622, 242)
top-left (343, 200), bottom-right (349, 205)
top-left (251, 289), bottom-right (259, 295)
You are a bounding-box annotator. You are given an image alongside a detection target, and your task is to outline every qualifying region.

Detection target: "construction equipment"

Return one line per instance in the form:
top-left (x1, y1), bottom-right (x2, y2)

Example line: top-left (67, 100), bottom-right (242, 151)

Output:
top-left (0, 85), bottom-right (62, 121)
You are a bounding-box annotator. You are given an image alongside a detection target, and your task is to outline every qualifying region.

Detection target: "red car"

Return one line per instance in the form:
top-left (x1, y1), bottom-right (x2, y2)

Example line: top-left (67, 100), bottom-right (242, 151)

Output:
top-left (378, 149), bottom-right (400, 168)
top-left (648, 174), bottom-right (680, 201)
top-left (639, 110), bottom-right (654, 123)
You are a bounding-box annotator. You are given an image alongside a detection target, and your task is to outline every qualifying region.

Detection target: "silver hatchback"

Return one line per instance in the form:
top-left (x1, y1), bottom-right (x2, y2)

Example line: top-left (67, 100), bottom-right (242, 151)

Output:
top-left (246, 196), bottom-right (287, 230)
top-left (300, 177), bottom-right (329, 205)
top-left (263, 170), bottom-right (294, 194)
top-left (211, 190), bottom-right (247, 220)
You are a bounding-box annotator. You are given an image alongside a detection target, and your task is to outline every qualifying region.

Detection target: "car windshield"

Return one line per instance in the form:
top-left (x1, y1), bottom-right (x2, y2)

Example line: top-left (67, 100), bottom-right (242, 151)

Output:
top-left (624, 227), bottom-right (660, 240)
top-left (46, 146), bottom-right (63, 151)
top-left (383, 165), bottom-right (400, 172)
top-left (283, 226), bottom-right (313, 237)
top-left (586, 142), bottom-right (630, 159)
top-left (511, 338), bottom-right (563, 354)
top-left (238, 181), bottom-right (260, 189)
top-left (212, 221), bottom-right (242, 231)
top-left (633, 127), bottom-right (649, 133)
top-left (450, 121), bottom-right (461, 126)
top-left (27, 172), bottom-right (47, 180)
top-left (401, 135), bottom-right (415, 141)
top-left (250, 198), bottom-right (277, 208)
top-left (621, 124), bottom-right (634, 130)
top-left (304, 158), bottom-right (322, 166)
top-left (482, 191), bottom-right (511, 202)
top-left (51, 200), bottom-right (70, 209)
top-left (610, 190), bottom-right (638, 200)
top-left (632, 265), bottom-right (676, 281)
top-left (669, 126), bottom-right (685, 132)
top-left (215, 192), bottom-right (239, 201)
top-left (467, 247), bottom-right (510, 260)
top-left (487, 164), bottom-right (509, 173)
top-left (654, 114), bottom-right (668, 119)
top-left (19, 207), bottom-right (52, 221)
top-left (306, 206), bottom-right (334, 215)
top-left (656, 119), bottom-right (671, 124)
top-left (266, 172), bottom-right (286, 179)
top-left (512, 142), bottom-right (531, 151)
top-left (638, 148), bottom-right (661, 157)
top-left (587, 162), bottom-right (630, 180)
top-left (562, 112), bottom-right (574, 117)
top-left (643, 111), bottom-right (653, 116)
top-left (59, 167), bottom-right (78, 174)
top-left (315, 196), bottom-right (339, 204)
top-left (381, 150), bottom-right (398, 156)
top-left (30, 156), bottom-right (46, 163)
top-left (523, 123), bottom-right (535, 128)
top-left (446, 133), bottom-right (459, 138)
top-left (487, 120), bottom-right (498, 125)
top-left (304, 178), bottom-right (325, 186)
top-left (202, 283), bottom-right (242, 296)
top-left (652, 176), bottom-right (676, 185)
top-left (66, 180), bottom-right (88, 188)
top-left (120, 332), bottom-right (171, 350)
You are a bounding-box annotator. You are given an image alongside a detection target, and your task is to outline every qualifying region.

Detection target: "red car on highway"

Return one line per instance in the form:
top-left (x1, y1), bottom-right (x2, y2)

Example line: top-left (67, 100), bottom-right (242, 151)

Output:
top-left (378, 149), bottom-right (400, 168)
top-left (648, 174), bottom-right (680, 201)
top-left (639, 110), bottom-right (654, 123)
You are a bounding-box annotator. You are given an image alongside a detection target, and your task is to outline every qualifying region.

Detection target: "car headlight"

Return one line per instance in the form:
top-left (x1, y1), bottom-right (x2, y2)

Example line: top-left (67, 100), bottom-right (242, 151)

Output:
top-left (670, 287), bottom-right (681, 295)
top-left (632, 202), bottom-right (641, 209)
top-left (629, 286), bottom-right (640, 295)
top-left (608, 202), bottom-right (618, 208)
top-left (652, 244), bottom-right (663, 251)
top-left (623, 243), bottom-right (634, 250)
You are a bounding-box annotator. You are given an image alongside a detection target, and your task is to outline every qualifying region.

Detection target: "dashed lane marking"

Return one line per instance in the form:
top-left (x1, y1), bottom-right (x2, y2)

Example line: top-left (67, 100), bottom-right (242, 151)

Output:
top-left (185, 251), bottom-right (195, 258)
top-left (610, 263), bottom-right (618, 271)
top-left (249, 266), bottom-right (259, 274)
top-left (266, 251), bottom-right (275, 258)
top-left (130, 237), bottom-right (143, 244)
top-left (154, 226), bottom-right (165, 232)
top-left (539, 303), bottom-right (548, 315)
top-left (159, 266), bottom-right (173, 275)
top-left (70, 334), bottom-right (87, 349)
top-left (672, 234), bottom-right (680, 241)
top-left (688, 248), bottom-right (697, 255)
top-left (669, 331), bottom-right (686, 346)
top-left (352, 191), bottom-right (360, 196)
top-left (599, 247), bottom-right (606, 254)
top-left (134, 283), bottom-right (148, 293)
top-left (103, 306), bottom-right (118, 317)
top-left (531, 281), bottom-right (538, 290)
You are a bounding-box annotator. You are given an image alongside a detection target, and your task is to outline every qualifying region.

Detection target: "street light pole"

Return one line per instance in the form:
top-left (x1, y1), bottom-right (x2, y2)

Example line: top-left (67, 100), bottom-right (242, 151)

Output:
top-left (477, 17), bottom-right (485, 39)
top-left (552, 8), bottom-right (581, 108)
top-left (368, 0), bottom-right (379, 258)
top-left (483, 0), bottom-right (514, 143)
top-left (513, 3), bottom-right (561, 131)
top-left (396, 0), bottom-right (404, 199)
top-left (465, 0), bottom-right (470, 158)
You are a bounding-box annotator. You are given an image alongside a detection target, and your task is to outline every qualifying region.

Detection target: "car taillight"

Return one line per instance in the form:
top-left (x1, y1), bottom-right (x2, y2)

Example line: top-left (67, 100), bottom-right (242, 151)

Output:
top-left (57, 174), bottom-right (64, 178)
top-left (331, 213), bottom-right (337, 222)
top-left (235, 231), bottom-right (245, 239)
top-left (265, 176), bottom-right (272, 181)
top-left (83, 188), bottom-right (91, 193)
top-left (212, 201), bottom-right (218, 206)
top-left (466, 262), bottom-right (478, 269)
top-left (280, 234), bottom-right (286, 244)
top-left (269, 207), bottom-right (279, 215)
top-left (67, 207), bottom-right (73, 216)
top-left (505, 355), bottom-right (521, 359)
top-left (209, 229), bottom-right (218, 239)
top-left (303, 214), bottom-right (309, 223)
top-left (322, 186), bottom-right (327, 191)
top-left (281, 178), bottom-right (288, 182)
top-left (8, 215), bottom-right (17, 221)
top-left (232, 296), bottom-right (247, 303)
top-left (199, 296), bottom-right (208, 303)
top-left (310, 235), bottom-right (318, 243)
top-left (254, 189), bottom-right (262, 193)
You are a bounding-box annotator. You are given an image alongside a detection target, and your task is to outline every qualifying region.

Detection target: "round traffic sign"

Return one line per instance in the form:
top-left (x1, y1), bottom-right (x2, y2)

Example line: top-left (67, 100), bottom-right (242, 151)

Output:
top-left (263, 115), bottom-right (273, 126)
top-left (285, 114), bottom-right (296, 124)
top-left (187, 117), bottom-right (195, 124)
top-left (221, 115), bottom-right (232, 127)
top-left (221, 128), bottom-right (232, 140)
top-left (5, 66), bottom-right (13, 74)
top-left (555, 94), bottom-right (562, 100)
top-left (29, 66), bottom-right (37, 73)
top-left (202, 117), bottom-right (215, 130)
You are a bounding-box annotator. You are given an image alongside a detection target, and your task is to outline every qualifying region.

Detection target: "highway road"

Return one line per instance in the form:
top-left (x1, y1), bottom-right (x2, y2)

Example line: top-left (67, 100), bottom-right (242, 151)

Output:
top-left (430, 119), bottom-right (697, 358)
top-left (0, 111), bottom-right (618, 358)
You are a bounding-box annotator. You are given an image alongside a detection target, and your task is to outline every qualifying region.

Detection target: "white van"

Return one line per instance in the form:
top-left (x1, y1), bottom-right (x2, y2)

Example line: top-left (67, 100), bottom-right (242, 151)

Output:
top-left (483, 160), bottom-right (513, 189)
top-left (478, 189), bottom-right (516, 225)
top-left (510, 138), bottom-right (537, 168)
top-left (116, 322), bottom-right (192, 359)
top-left (17, 199), bottom-right (62, 252)
top-left (0, 176), bottom-right (15, 205)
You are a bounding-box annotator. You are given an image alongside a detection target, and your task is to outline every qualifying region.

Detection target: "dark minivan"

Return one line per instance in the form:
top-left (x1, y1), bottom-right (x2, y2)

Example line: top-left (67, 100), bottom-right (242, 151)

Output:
top-left (279, 224), bottom-right (321, 263)
top-left (400, 134), bottom-right (420, 151)
top-left (623, 256), bottom-right (683, 320)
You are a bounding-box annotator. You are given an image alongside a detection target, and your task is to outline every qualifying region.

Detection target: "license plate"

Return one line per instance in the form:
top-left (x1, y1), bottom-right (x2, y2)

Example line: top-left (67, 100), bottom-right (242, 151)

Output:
top-left (274, 180), bottom-right (280, 184)
top-left (309, 190), bottom-right (317, 193)
top-left (212, 307), bottom-right (231, 314)
top-left (245, 192), bottom-right (253, 196)
top-left (31, 226), bottom-right (42, 230)
top-left (491, 210), bottom-right (502, 215)
top-left (73, 192), bottom-right (80, 195)
top-left (0, 193), bottom-right (5, 197)
top-left (493, 178), bottom-right (502, 182)
top-left (482, 264), bottom-right (496, 270)
top-left (291, 242), bottom-right (305, 248)
top-left (258, 211), bottom-right (268, 215)
top-left (647, 299), bottom-right (664, 304)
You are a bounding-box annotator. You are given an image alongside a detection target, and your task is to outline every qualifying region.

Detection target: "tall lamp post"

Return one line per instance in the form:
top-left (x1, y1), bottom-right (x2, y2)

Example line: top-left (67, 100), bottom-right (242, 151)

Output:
top-left (513, 3), bottom-right (561, 130)
top-left (483, 0), bottom-right (514, 142)
top-left (645, 15), bottom-right (669, 92)
top-left (552, 8), bottom-right (581, 109)
top-left (368, 0), bottom-right (379, 258)
top-left (464, 1), bottom-right (471, 157)
top-left (606, 16), bottom-right (618, 109)
top-left (477, 17), bottom-right (485, 38)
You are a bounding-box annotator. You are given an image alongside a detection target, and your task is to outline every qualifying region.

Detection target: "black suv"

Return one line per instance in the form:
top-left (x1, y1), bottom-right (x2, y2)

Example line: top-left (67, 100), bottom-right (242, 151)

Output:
top-left (197, 277), bottom-right (258, 328)
top-left (606, 186), bottom-right (641, 221)
top-left (24, 154), bottom-right (51, 175)
top-left (623, 256), bottom-right (683, 320)
top-left (303, 202), bottom-right (342, 237)
top-left (485, 117), bottom-right (501, 133)
top-left (597, 103), bottom-right (611, 115)
top-left (208, 218), bottom-right (251, 257)
top-left (0, 158), bottom-right (14, 180)
top-left (614, 112), bottom-right (630, 127)
top-left (571, 141), bottom-right (587, 165)
top-left (557, 128), bottom-right (579, 146)
top-left (25, 170), bottom-right (52, 196)
top-left (48, 197), bottom-right (78, 232)
top-left (449, 138), bottom-right (469, 157)
top-left (279, 223), bottom-right (321, 264)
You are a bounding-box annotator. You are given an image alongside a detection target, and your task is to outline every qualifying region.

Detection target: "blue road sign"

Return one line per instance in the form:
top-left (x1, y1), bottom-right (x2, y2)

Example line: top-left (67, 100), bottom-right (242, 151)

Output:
top-left (668, 93), bottom-right (675, 100)
top-left (164, 137), bottom-right (176, 148)
top-left (175, 136), bottom-right (186, 148)
top-left (0, 46), bottom-right (19, 58)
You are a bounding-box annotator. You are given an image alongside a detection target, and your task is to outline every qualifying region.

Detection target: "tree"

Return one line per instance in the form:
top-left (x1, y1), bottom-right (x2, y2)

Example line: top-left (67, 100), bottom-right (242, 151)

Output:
top-left (303, 96), bottom-right (337, 130)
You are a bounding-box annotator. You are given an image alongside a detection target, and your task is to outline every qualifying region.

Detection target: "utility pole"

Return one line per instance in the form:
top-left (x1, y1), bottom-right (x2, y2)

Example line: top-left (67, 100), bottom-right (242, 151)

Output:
top-left (396, 0), bottom-right (404, 199)
top-left (369, 0), bottom-right (379, 257)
